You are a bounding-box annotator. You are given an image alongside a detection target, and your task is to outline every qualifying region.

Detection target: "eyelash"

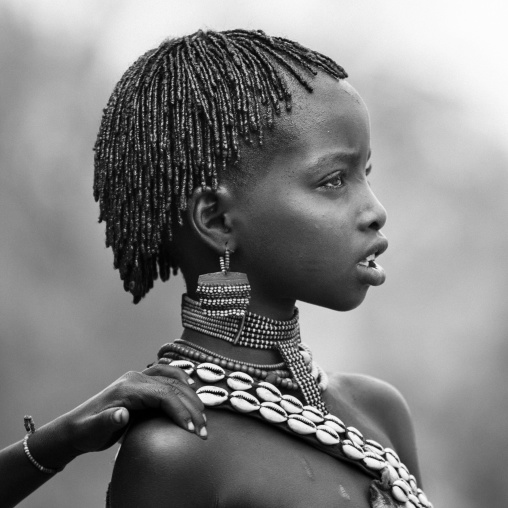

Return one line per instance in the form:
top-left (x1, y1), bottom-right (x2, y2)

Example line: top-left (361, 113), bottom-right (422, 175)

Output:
top-left (321, 172), bottom-right (345, 189)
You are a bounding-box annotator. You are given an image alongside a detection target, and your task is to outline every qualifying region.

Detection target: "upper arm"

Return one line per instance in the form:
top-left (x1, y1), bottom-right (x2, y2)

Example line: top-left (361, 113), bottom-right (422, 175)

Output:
top-left (340, 374), bottom-right (422, 485)
top-left (369, 378), bottom-right (422, 483)
top-left (109, 416), bottom-right (217, 508)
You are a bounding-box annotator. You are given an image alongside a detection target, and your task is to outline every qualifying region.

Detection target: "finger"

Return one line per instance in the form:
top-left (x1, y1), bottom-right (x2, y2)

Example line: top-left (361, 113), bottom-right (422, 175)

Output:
top-left (152, 380), bottom-right (207, 436)
top-left (78, 407), bottom-right (130, 452)
top-left (142, 364), bottom-right (195, 386)
top-left (152, 384), bottom-right (205, 436)
top-left (116, 372), bottom-right (207, 438)
top-left (143, 369), bottom-right (207, 435)
top-left (174, 390), bottom-right (208, 439)
top-left (95, 407), bottom-right (130, 429)
top-left (112, 407), bottom-right (130, 426)
top-left (124, 378), bottom-right (206, 437)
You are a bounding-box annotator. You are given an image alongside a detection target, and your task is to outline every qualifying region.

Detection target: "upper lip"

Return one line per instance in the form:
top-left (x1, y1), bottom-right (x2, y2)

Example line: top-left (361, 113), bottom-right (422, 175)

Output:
top-left (359, 236), bottom-right (389, 262)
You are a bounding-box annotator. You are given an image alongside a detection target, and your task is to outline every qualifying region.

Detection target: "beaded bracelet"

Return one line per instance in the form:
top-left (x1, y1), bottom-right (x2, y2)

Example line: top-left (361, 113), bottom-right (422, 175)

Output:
top-left (22, 416), bottom-right (63, 475)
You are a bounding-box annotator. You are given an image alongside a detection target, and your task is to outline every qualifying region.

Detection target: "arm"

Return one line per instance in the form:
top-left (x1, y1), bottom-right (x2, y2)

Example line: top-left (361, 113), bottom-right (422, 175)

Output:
top-left (0, 364), bottom-right (206, 508)
top-left (343, 374), bottom-right (422, 484)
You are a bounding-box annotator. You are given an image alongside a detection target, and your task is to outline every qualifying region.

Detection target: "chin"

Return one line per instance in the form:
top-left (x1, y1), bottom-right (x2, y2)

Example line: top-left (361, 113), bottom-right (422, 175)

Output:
top-left (302, 287), bottom-right (369, 312)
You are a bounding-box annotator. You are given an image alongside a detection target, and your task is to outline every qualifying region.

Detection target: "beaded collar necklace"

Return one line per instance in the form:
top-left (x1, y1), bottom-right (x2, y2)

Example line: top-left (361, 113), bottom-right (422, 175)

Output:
top-left (181, 295), bottom-right (300, 348)
top-left (181, 295), bottom-right (326, 412)
top-left (172, 296), bottom-right (433, 507)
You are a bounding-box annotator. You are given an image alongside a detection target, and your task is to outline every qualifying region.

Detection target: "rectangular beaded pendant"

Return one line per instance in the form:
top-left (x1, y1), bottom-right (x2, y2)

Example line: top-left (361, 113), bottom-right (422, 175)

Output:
top-left (197, 271), bottom-right (251, 318)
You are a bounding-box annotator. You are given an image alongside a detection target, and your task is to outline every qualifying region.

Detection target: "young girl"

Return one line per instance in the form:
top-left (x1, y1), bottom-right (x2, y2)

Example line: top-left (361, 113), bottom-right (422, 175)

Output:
top-left (95, 29), bottom-right (431, 507)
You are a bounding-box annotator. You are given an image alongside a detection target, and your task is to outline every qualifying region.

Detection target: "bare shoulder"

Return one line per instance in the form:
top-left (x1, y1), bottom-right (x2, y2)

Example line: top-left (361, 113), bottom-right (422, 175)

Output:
top-left (109, 415), bottom-right (218, 508)
top-left (327, 372), bottom-right (422, 483)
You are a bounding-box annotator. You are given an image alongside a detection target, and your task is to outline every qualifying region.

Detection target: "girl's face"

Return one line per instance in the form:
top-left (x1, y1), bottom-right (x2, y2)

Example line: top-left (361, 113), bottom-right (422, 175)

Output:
top-left (228, 74), bottom-right (388, 313)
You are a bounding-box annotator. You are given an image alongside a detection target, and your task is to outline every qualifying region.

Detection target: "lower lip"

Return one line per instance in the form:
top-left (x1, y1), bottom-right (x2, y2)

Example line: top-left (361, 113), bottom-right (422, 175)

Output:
top-left (356, 262), bottom-right (386, 286)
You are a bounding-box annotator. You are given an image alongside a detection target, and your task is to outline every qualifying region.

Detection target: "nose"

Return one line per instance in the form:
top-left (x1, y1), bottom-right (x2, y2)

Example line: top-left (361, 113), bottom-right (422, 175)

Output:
top-left (359, 186), bottom-right (387, 231)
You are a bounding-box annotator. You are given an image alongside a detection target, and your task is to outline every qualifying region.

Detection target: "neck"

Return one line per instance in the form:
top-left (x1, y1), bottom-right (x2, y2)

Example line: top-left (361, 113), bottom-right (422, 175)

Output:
top-left (179, 294), bottom-right (300, 365)
top-left (187, 285), bottom-right (297, 321)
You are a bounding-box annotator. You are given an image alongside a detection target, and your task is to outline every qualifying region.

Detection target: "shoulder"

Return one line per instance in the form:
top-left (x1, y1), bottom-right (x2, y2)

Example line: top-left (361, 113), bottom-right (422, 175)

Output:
top-left (109, 415), bottom-right (219, 508)
top-left (327, 372), bottom-right (422, 482)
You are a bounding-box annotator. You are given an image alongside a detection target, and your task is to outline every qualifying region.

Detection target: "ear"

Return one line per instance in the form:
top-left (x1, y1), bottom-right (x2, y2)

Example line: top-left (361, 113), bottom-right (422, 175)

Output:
top-left (186, 186), bottom-right (237, 254)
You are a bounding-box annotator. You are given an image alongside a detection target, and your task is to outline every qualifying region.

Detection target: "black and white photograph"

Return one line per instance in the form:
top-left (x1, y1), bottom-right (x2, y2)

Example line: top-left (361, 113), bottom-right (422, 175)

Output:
top-left (1, 1), bottom-right (507, 507)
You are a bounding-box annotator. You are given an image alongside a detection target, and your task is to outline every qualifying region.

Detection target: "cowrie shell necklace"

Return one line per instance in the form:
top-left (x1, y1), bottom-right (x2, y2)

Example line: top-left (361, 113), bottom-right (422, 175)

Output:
top-left (162, 356), bottom-right (433, 508)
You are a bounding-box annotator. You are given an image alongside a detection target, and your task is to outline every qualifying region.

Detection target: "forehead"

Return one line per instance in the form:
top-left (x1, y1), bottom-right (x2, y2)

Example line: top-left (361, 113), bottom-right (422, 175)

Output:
top-left (235, 73), bottom-right (371, 183)
top-left (278, 73), bottom-right (369, 153)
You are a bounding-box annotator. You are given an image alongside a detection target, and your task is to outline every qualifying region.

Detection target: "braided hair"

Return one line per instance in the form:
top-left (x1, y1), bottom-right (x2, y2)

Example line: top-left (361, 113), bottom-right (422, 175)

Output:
top-left (93, 29), bottom-right (347, 303)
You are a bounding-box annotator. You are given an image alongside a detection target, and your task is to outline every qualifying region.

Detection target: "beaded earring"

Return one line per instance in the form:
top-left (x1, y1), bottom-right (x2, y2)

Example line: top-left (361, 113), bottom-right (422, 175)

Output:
top-left (197, 248), bottom-right (251, 318)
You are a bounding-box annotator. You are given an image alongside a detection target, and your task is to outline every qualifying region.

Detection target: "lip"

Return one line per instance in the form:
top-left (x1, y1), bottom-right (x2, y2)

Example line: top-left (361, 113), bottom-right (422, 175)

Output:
top-left (358, 236), bottom-right (389, 264)
top-left (356, 236), bottom-right (389, 287)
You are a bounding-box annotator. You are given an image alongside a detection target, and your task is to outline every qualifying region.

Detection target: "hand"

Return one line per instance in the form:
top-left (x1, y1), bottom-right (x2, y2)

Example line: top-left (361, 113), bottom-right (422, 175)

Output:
top-left (58, 364), bottom-right (206, 457)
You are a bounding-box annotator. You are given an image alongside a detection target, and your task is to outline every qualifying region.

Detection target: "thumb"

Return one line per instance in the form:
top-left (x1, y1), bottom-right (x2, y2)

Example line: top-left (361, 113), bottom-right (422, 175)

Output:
top-left (93, 407), bottom-right (130, 431)
top-left (72, 407), bottom-right (131, 454)
top-left (110, 407), bottom-right (130, 427)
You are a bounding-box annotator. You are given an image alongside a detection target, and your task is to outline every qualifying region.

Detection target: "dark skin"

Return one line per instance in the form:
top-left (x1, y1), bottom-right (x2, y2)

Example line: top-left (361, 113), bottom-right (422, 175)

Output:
top-left (110, 73), bottom-right (421, 507)
top-left (0, 365), bottom-right (206, 508)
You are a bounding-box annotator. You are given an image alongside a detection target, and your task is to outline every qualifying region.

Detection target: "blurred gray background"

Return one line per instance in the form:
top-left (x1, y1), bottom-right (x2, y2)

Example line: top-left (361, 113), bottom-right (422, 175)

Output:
top-left (1, 1), bottom-right (507, 506)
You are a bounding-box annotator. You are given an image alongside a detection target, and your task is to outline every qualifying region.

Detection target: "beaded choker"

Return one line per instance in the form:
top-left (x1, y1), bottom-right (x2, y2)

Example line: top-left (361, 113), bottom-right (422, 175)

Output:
top-left (182, 295), bottom-right (300, 348)
top-left (181, 295), bottom-right (326, 413)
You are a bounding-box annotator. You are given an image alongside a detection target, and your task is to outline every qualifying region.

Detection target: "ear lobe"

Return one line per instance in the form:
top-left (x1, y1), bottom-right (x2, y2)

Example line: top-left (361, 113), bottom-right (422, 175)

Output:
top-left (187, 186), bottom-right (235, 254)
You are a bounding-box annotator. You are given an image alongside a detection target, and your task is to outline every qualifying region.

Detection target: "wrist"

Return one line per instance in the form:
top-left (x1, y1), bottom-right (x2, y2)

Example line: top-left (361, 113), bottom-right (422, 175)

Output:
top-left (26, 415), bottom-right (80, 470)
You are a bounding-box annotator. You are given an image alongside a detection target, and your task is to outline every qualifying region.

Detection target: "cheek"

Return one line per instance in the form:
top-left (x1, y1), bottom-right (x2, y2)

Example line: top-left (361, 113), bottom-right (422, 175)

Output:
top-left (242, 195), bottom-right (353, 277)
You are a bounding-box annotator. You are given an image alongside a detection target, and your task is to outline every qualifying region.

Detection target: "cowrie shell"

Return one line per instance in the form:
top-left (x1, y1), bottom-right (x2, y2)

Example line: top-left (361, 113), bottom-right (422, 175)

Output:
top-left (407, 493), bottom-right (420, 507)
top-left (417, 488), bottom-right (431, 507)
top-left (384, 447), bottom-right (400, 468)
top-left (168, 359), bottom-right (195, 375)
top-left (341, 439), bottom-right (365, 460)
top-left (255, 381), bottom-right (282, 403)
top-left (287, 414), bottom-right (317, 435)
top-left (227, 372), bottom-right (254, 391)
top-left (398, 464), bottom-right (410, 482)
top-left (361, 452), bottom-right (386, 471)
top-left (259, 402), bottom-right (288, 423)
top-left (345, 426), bottom-right (364, 446)
top-left (316, 424), bottom-right (340, 445)
top-left (384, 464), bottom-right (400, 483)
top-left (323, 414), bottom-right (346, 434)
top-left (408, 475), bottom-right (418, 494)
top-left (391, 480), bottom-right (410, 503)
top-left (279, 394), bottom-right (303, 414)
top-left (364, 439), bottom-right (384, 455)
top-left (196, 363), bottom-right (226, 383)
top-left (229, 391), bottom-right (260, 413)
top-left (299, 350), bottom-right (312, 365)
top-left (301, 405), bottom-right (324, 424)
top-left (196, 386), bottom-right (228, 406)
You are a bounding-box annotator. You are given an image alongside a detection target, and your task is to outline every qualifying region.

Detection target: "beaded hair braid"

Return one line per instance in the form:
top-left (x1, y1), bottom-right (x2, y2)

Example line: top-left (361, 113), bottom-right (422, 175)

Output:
top-left (93, 29), bottom-right (347, 303)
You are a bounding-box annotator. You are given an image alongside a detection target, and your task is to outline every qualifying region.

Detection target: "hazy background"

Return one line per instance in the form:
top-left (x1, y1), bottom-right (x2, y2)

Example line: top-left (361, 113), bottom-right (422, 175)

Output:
top-left (1, 1), bottom-right (507, 506)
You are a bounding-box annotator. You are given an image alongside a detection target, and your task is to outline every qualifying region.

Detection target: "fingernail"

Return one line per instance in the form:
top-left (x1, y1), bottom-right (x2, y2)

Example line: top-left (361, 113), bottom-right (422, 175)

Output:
top-left (200, 427), bottom-right (208, 439)
top-left (187, 421), bottom-right (195, 432)
top-left (202, 413), bottom-right (207, 423)
top-left (187, 378), bottom-right (195, 385)
top-left (113, 409), bottom-right (124, 424)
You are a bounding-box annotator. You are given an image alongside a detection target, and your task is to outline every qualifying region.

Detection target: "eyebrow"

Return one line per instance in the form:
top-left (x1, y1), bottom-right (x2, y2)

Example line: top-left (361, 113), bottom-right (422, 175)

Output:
top-left (307, 149), bottom-right (371, 171)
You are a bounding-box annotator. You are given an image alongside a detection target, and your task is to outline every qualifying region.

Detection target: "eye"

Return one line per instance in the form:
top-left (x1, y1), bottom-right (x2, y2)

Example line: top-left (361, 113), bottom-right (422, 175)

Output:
top-left (321, 171), bottom-right (344, 189)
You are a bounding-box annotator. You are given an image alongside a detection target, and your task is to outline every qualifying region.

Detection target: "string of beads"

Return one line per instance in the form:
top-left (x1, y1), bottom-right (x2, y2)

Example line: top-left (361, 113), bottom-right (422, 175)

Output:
top-left (182, 295), bottom-right (300, 348)
top-left (172, 339), bottom-right (287, 369)
top-left (181, 295), bottom-right (327, 412)
top-left (161, 341), bottom-right (299, 390)
top-left (163, 358), bottom-right (433, 508)
top-left (21, 416), bottom-right (63, 475)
